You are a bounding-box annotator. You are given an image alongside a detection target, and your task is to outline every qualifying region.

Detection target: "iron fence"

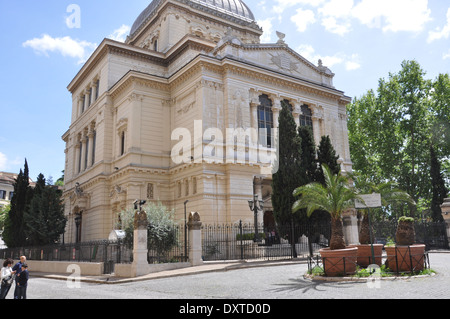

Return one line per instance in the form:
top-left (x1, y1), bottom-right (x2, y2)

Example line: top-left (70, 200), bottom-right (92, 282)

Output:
top-left (371, 220), bottom-right (448, 250)
top-left (201, 221), bottom-right (331, 261)
top-left (0, 225), bottom-right (187, 274)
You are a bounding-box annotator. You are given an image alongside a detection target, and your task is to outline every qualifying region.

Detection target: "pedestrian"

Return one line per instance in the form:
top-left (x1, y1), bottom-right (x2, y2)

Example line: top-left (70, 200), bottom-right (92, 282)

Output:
top-left (0, 258), bottom-right (16, 299)
top-left (12, 256), bottom-right (26, 299)
top-left (15, 263), bottom-right (29, 300)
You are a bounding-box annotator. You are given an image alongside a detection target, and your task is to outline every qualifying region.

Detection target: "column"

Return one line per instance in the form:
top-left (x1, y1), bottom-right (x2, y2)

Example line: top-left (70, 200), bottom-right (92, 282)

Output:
top-left (91, 80), bottom-right (98, 104)
top-left (74, 138), bottom-right (81, 174)
top-left (250, 100), bottom-right (259, 145)
top-left (271, 97), bottom-right (281, 129)
top-left (292, 103), bottom-right (301, 128)
top-left (132, 208), bottom-right (150, 277)
top-left (80, 131), bottom-right (87, 172)
top-left (86, 128), bottom-right (94, 169)
top-left (188, 212), bottom-right (203, 266)
top-left (84, 89), bottom-right (90, 110)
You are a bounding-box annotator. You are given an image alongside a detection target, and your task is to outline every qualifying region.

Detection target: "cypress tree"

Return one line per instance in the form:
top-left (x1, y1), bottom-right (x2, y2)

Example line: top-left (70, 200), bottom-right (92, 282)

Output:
top-left (25, 174), bottom-right (67, 246)
top-left (430, 145), bottom-right (448, 222)
top-left (271, 101), bottom-right (302, 225)
top-left (316, 135), bottom-right (341, 184)
top-left (3, 160), bottom-right (32, 247)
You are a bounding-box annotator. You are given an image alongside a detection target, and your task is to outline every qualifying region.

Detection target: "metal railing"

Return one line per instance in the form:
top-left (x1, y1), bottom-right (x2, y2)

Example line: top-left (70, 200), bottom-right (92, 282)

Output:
top-left (201, 221), bottom-right (331, 261)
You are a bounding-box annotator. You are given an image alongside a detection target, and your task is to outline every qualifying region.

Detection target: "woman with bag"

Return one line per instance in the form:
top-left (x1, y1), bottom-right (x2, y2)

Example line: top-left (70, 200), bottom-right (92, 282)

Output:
top-left (0, 259), bottom-right (16, 299)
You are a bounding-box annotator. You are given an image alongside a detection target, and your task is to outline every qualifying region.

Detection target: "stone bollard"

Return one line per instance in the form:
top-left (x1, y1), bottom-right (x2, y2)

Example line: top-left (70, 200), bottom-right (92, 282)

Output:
top-left (188, 212), bottom-right (203, 266)
top-left (131, 208), bottom-right (149, 277)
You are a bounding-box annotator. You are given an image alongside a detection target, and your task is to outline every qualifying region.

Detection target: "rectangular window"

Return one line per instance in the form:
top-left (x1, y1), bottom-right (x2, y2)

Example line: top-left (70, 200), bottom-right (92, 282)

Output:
top-left (95, 79), bottom-right (100, 100)
top-left (0, 190), bottom-right (6, 200)
top-left (9, 191), bottom-right (13, 200)
top-left (91, 131), bottom-right (96, 166)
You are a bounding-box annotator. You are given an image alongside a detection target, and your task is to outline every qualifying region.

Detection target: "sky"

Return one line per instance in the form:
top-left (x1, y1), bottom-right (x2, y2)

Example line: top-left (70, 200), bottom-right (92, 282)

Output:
top-left (0, 0), bottom-right (449, 182)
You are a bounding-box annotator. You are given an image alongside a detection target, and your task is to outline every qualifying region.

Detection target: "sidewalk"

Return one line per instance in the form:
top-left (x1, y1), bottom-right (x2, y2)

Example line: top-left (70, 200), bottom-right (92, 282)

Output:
top-left (31, 259), bottom-right (306, 285)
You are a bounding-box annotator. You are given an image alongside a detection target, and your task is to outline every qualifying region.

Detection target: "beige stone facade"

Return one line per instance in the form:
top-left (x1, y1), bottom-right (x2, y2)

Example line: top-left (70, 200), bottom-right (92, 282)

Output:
top-left (62, 0), bottom-right (353, 242)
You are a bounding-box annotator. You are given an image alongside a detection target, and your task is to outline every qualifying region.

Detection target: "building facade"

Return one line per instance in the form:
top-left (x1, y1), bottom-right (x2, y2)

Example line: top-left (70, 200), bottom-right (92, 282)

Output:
top-left (62, 0), bottom-right (353, 242)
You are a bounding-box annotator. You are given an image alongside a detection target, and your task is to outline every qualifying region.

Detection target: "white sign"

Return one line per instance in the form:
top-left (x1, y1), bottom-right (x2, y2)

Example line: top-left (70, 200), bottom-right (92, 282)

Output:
top-left (355, 193), bottom-right (382, 209)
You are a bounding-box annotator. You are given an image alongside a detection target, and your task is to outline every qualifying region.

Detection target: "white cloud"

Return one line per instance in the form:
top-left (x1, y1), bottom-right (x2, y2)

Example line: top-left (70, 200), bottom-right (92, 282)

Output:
top-left (291, 9), bottom-right (316, 32)
top-left (284, 0), bottom-right (432, 36)
top-left (318, 0), bottom-right (354, 35)
top-left (428, 8), bottom-right (450, 43)
top-left (108, 25), bottom-right (131, 43)
top-left (273, 0), bottom-right (325, 15)
top-left (352, 0), bottom-right (432, 33)
top-left (23, 34), bottom-right (97, 64)
top-left (443, 50), bottom-right (450, 60)
top-left (258, 18), bottom-right (275, 43)
top-left (297, 44), bottom-right (361, 71)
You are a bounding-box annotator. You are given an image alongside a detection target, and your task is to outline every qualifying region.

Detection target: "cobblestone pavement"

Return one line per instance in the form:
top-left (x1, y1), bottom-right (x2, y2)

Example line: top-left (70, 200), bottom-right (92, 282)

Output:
top-left (6, 252), bottom-right (450, 300)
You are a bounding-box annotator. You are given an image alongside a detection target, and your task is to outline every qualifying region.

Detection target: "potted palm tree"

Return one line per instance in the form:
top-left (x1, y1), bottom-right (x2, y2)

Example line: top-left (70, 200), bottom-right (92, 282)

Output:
top-left (292, 164), bottom-right (359, 276)
top-left (385, 216), bottom-right (426, 273)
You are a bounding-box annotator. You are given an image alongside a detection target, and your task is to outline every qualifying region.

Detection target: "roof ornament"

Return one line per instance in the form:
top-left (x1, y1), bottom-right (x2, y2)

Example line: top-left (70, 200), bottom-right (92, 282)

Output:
top-left (276, 31), bottom-right (286, 46)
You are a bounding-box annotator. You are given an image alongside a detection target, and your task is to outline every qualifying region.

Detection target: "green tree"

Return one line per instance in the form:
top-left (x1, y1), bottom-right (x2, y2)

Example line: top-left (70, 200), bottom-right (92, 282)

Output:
top-left (271, 101), bottom-right (303, 225)
top-left (347, 60), bottom-right (449, 216)
top-left (3, 160), bottom-right (32, 247)
top-left (293, 164), bottom-right (359, 250)
top-left (316, 135), bottom-right (341, 185)
top-left (118, 202), bottom-right (180, 257)
top-left (24, 173), bottom-right (67, 246)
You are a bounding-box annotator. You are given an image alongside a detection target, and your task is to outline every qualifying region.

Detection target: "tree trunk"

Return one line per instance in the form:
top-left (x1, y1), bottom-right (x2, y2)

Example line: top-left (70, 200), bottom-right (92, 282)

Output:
top-left (359, 213), bottom-right (371, 245)
top-left (330, 217), bottom-right (346, 250)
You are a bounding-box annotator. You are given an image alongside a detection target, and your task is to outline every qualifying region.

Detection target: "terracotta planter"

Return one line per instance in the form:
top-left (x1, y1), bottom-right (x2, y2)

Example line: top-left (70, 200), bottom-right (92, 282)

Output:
top-left (385, 244), bottom-right (426, 273)
top-left (320, 246), bottom-right (358, 276)
top-left (352, 244), bottom-right (384, 268)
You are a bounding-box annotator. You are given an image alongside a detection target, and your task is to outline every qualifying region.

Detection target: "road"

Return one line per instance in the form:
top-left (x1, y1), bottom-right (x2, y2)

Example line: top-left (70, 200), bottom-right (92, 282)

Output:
top-left (4, 252), bottom-right (449, 300)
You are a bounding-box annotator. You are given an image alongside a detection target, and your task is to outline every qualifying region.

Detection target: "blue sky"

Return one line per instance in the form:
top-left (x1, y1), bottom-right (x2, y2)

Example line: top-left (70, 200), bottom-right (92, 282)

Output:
top-left (0, 0), bottom-right (449, 182)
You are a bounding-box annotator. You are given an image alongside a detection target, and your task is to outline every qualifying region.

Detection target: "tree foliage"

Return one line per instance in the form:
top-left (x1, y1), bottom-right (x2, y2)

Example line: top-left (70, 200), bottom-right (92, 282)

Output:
top-left (347, 60), bottom-right (449, 218)
top-left (271, 101), bottom-right (302, 225)
top-left (118, 201), bottom-right (180, 255)
top-left (25, 174), bottom-right (67, 246)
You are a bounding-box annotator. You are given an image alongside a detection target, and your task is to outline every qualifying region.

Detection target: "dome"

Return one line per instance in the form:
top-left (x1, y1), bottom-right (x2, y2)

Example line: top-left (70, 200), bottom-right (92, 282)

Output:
top-left (129, 0), bottom-right (255, 37)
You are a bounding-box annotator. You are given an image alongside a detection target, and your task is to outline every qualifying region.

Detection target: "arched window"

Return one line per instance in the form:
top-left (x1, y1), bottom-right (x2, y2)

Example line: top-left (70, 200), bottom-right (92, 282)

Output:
top-left (257, 94), bottom-right (273, 148)
top-left (300, 105), bottom-right (313, 130)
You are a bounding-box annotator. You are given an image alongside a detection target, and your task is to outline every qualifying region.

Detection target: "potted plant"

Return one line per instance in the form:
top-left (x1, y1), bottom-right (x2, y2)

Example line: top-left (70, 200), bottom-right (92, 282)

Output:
top-left (293, 164), bottom-right (359, 276)
top-left (385, 216), bottom-right (426, 273)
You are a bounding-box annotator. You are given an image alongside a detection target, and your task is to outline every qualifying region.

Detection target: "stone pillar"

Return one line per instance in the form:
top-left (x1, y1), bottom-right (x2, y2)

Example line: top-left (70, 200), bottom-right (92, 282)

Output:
top-left (271, 97), bottom-right (281, 129)
top-left (80, 132), bottom-right (87, 172)
top-left (188, 212), bottom-right (203, 266)
top-left (292, 103), bottom-right (301, 128)
top-left (342, 209), bottom-right (359, 245)
top-left (441, 198), bottom-right (450, 239)
top-left (131, 208), bottom-right (149, 277)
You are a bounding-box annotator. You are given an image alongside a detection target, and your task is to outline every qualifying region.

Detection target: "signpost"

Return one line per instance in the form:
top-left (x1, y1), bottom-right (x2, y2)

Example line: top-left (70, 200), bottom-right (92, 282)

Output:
top-left (355, 193), bottom-right (382, 267)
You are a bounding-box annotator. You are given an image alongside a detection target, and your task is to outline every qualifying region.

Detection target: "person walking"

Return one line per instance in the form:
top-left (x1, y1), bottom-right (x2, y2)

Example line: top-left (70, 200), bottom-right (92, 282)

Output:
top-left (15, 264), bottom-right (29, 299)
top-left (0, 259), bottom-right (16, 299)
top-left (12, 256), bottom-right (26, 299)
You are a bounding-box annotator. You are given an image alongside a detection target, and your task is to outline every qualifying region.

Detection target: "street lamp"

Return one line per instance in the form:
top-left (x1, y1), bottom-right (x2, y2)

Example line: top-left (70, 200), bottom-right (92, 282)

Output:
top-left (184, 200), bottom-right (189, 261)
top-left (248, 194), bottom-right (264, 242)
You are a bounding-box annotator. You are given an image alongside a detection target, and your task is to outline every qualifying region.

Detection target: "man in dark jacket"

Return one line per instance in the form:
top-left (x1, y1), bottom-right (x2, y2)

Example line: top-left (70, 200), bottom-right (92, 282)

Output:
top-left (12, 256), bottom-right (26, 299)
top-left (16, 263), bottom-right (29, 299)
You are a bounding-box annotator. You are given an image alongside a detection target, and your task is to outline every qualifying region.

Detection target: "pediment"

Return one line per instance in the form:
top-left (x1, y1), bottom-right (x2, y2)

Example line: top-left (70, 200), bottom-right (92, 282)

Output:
top-left (214, 42), bottom-right (335, 88)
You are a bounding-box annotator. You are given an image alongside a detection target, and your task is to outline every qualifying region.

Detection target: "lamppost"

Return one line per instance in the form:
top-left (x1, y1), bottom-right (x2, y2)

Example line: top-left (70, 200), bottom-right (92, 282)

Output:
top-left (184, 200), bottom-right (189, 261)
top-left (248, 194), bottom-right (264, 242)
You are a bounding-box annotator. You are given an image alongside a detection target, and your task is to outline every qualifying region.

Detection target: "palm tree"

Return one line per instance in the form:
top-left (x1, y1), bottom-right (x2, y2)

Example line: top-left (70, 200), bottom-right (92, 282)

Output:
top-left (292, 164), bottom-right (358, 250)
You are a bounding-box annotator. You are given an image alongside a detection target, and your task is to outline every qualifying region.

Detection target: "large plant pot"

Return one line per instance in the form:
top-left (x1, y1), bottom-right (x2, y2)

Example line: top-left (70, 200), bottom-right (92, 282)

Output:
top-left (353, 244), bottom-right (384, 268)
top-left (385, 244), bottom-right (426, 273)
top-left (320, 246), bottom-right (358, 276)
